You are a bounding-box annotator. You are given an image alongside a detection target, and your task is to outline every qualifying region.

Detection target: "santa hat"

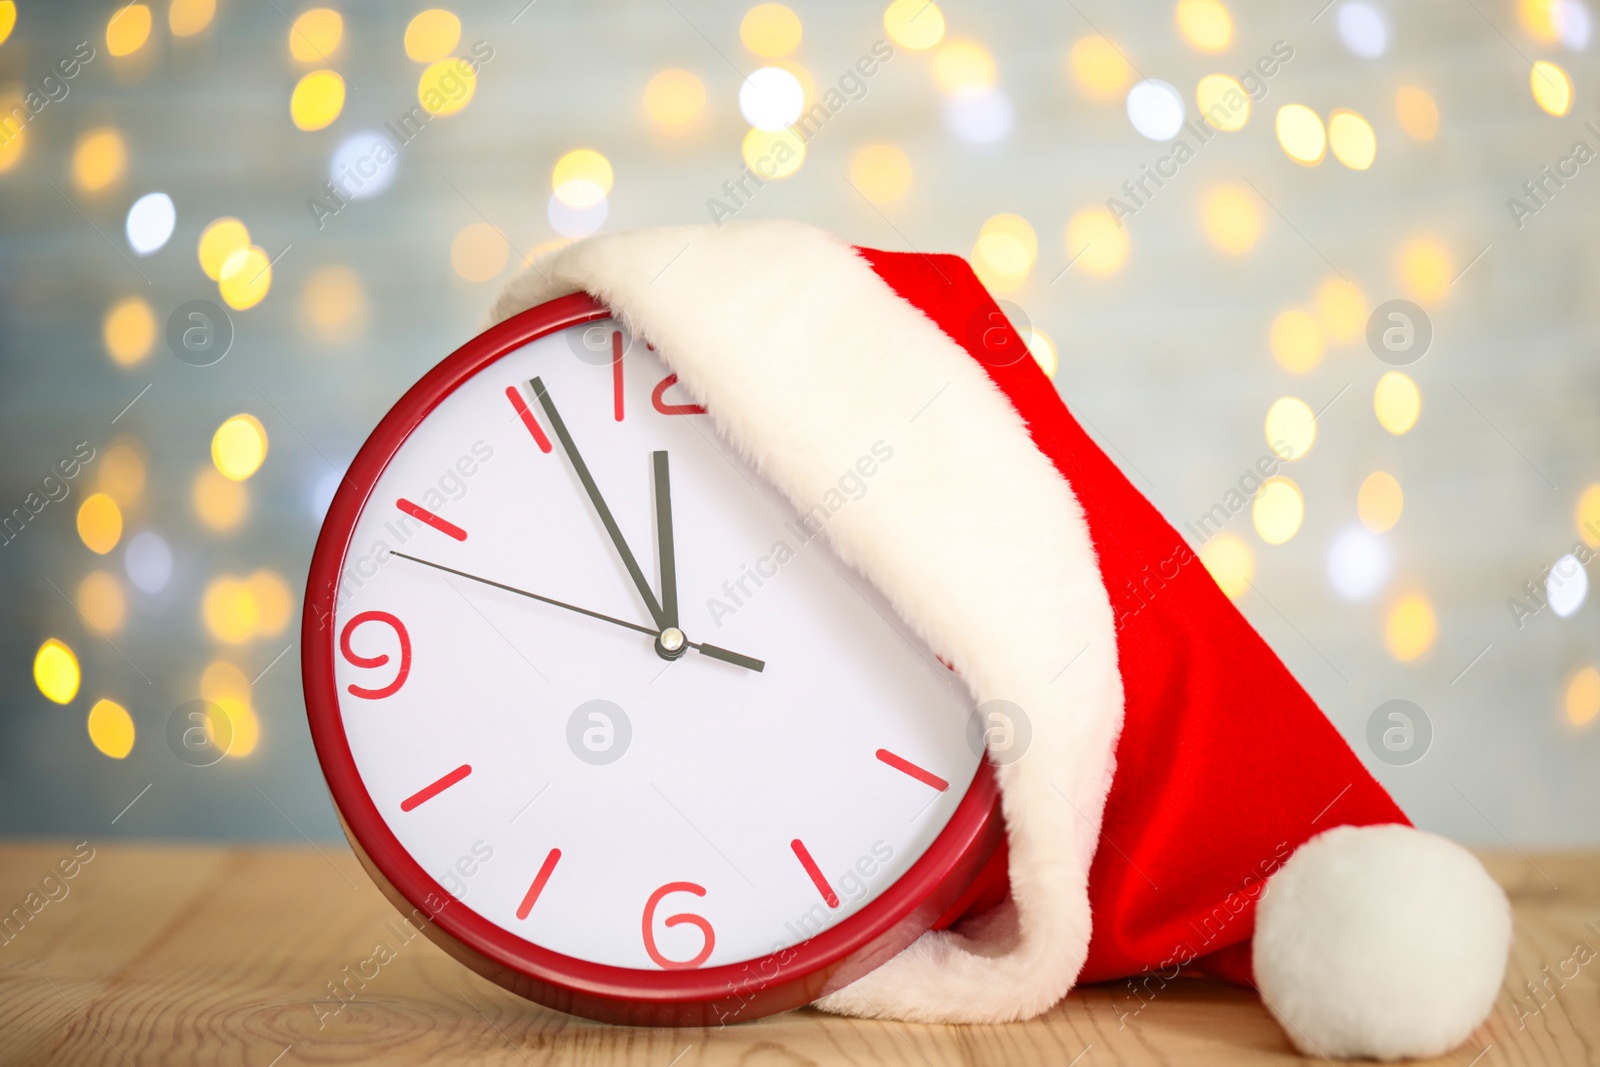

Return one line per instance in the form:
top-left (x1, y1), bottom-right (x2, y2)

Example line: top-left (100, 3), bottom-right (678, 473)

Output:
top-left (490, 221), bottom-right (1511, 1060)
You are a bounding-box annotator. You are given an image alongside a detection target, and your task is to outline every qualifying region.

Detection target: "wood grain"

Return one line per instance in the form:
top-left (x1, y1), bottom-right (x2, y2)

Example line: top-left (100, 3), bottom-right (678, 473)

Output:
top-left (0, 843), bottom-right (1593, 1066)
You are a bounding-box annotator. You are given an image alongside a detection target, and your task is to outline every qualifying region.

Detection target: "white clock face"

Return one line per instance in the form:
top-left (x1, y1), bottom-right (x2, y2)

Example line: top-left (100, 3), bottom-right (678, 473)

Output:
top-left (330, 317), bottom-right (979, 971)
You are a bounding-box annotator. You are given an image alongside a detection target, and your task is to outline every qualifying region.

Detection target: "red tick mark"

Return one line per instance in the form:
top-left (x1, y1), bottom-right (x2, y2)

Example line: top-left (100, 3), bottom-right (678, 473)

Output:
top-left (875, 749), bottom-right (950, 792)
top-left (505, 385), bottom-right (553, 452)
top-left (396, 498), bottom-right (467, 541)
top-left (400, 764), bottom-right (472, 812)
top-left (790, 838), bottom-right (839, 908)
top-left (516, 848), bottom-right (562, 920)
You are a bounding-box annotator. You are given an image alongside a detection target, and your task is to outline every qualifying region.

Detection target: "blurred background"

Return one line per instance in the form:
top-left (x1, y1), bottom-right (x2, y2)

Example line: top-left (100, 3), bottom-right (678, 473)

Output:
top-left (1, 0), bottom-right (1596, 845)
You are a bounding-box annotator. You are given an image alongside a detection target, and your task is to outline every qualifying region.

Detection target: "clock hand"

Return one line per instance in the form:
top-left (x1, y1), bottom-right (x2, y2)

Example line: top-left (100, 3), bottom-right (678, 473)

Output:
top-left (531, 377), bottom-right (667, 631)
top-left (391, 552), bottom-right (766, 672)
top-left (651, 450), bottom-right (683, 659)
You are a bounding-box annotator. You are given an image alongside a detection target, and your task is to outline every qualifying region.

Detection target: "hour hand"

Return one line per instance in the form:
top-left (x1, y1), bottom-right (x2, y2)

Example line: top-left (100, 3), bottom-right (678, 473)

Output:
top-left (652, 450), bottom-right (684, 658)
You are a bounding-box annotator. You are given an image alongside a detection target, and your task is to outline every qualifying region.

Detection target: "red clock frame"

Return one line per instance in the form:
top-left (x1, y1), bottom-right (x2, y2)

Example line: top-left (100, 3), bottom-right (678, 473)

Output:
top-left (302, 293), bottom-right (1007, 1026)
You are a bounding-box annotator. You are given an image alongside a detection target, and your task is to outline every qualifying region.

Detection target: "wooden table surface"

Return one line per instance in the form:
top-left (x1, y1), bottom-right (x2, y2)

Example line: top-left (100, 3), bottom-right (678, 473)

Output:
top-left (0, 842), bottom-right (1593, 1066)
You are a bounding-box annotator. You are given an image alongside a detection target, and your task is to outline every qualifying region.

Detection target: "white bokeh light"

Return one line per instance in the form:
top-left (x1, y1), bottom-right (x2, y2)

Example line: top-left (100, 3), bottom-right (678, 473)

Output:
top-left (1327, 525), bottom-right (1391, 600)
top-left (739, 67), bottom-right (805, 131)
top-left (126, 192), bottom-right (176, 256)
top-left (548, 193), bottom-right (608, 239)
top-left (1547, 554), bottom-right (1589, 617)
top-left (943, 88), bottom-right (1013, 144)
top-left (124, 531), bottom-right (173, 594)
top-left (1126, 80), bottom-right (1185, 141)
top-left (1337, 1), bottom-right (1389, 58)
top-left (330, 132), bottom-right (399, 201)
top-left (1561, 0), bottom-right (1593, 49)
top-left (311, 467), bottom-right (344, 521)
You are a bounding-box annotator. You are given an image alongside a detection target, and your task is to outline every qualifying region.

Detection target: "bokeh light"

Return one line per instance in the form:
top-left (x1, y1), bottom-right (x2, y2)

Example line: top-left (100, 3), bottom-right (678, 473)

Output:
top-left (943, 89), bottom-right (1014, 143)
top-left (971, 213), bottom-right (1037, 294)
top-left (1252, 477), bottom-right (1305, 545)
top-left (1265, 396), bottom-right (1316, 460)
top-left (1386, 593), bottom-right (1437, 661)
top-left (1328, 525), bottom-right (1392, 600)
top-left (1200, 533), bottom-right (1254, 599)
top-left (99, 440), bottom-right (146, 505)
top-left (1337, 1), bottom-right (1389, 57)
top-left (77, 492), bottom-right (123, 555)
top-left (1269, 309), bottom-right (1324, 373)
top-left (0, 2), bottom-right (14, 47)
top-left (302, 264), bottom-right (368, 341)
top-left (1531, 60), bottom-right (1573, 115)
top-left (1561, 0), bottom-right (1593, 47)
top-left (644, 69), bottom-right (707, 130)
top-left (106, 4), bottom-right (152, 57)
top-left (1070, 37), bottom-right (1130, 99)
top-left (124, 531), bottom-right (173, 593)
top-left (193, 466), bottom-right (250, 531)
top-left (1316, 276), bottom-right (1367, 342)
top-left (0, 93), bottom-right (25, 173)
top-left (212, 414), bottom-right (268, 480)
top-left (219, 245), bottom-right (273, 310)
top-left (87, 699), bottom-right (135, 759)
top-left (552, 148), bottom-right (614, 208)
top-left (72, 127), bottom-right (127, 193)
top-left (1358, 470), bottom-right (1404, 533)
top-left (198, 217), bottom-right (250, 280)
top-left (1567, 666), bottom-right (1600, 727)
top-left (1175, 0), bottom-right (1232, 52)
top-left (850, 144), bottom-right (913, 203)
top-left (126, 192), bottom-right (176, 256)
top-left (741, 126), bottom-right (806, 178)
top-left (201, 660), bottom-right (259, 758)
top-left (741, 4), bottom-right (802, 57)
top-left (1127, 79), bottom-right (1185, 140)
top-left (1396, 85), bottom-right (1440, 140)
top-left (34, 639), bottom-right (80, 705)
top-left (168, 0), bottom-right (216, 37)
top-left (330, 132), bottom-right (399, 200)
top-left (1196, 74), bottom-right (1250, 131)
top-left (1024, 327), bottom-right (1058, 379)
top-left (77, 571), bottom-right (127, 634)
top-left (451, 222), bottom-right (510, 282)
top-left (289, 8), bottom-right (342, 62)
top-left (740, 66), bottom-right (805, 130)
top-left (1328, 109), bottom-right (1377, 170)
top-left (202, 577), bottom-right (258, 644)
top-left (103, 297), bottom-right (156, 366)
top-left (1577, 482), bottom-right (1600, 546)
top-left (1276, 105), bottom-right (1327, 164)
top-left (549, 194), bottom-right (609, 238)
top-left (1547, 554), bottom-right (1589, 617)
top-left (1202, 185), bottom-right (1261, 254)
top-left (418, 58), bottom-right (477, 116)
top-left (291, 70), bottom-right (346, 131)
top-left (1066, 208), bottom-right (1130, 276)
top-left (404, 9), bottom-right (460, 63)
top-left (1374, 371), bottom-right (1421, 434)
top-left (248, 570), bottom-right (295, 636)
top-left (934, 39), bottom-right (997, 95)
top-left (883, 0), bottom-right (945, 50)
top-left (1399, 237), bottom-right (1451, 303)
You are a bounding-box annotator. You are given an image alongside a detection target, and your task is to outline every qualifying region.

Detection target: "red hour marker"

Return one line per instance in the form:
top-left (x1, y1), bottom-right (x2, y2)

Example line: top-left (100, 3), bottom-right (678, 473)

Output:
top-left (875, 749), bottom-right (950, 792)
top-left (611, 330), bottom-right (625, 422)
top-left (400, 764), bottom-right (472, 812)
top-left (505, 385), bottom-right (553, 452)
top-left (396, 498), bottom-right (468, 541)
top-left (651, 374), bottom-right (707, 415)
top-left (516, 848), bottom-right (562, 920)
top-left (790, 838), bottom-right (839, 908)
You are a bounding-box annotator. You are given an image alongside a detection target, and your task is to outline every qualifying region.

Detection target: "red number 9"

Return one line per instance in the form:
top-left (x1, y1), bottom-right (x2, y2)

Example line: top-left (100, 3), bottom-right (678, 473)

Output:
top-left (642, 882), bottom-right (715, 970)
top-left (339, 611), bottom-right (411, 700)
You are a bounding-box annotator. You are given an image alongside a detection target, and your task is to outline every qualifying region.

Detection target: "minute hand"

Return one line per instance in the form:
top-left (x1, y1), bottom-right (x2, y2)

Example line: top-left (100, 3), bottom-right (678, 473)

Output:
top-left (531, 377), bottom-right (667, 630)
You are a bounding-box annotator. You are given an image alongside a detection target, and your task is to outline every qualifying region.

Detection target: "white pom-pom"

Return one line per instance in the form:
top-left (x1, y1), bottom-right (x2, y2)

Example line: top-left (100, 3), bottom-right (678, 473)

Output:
top-left (1253, 824), bottom-right (1510, 1061)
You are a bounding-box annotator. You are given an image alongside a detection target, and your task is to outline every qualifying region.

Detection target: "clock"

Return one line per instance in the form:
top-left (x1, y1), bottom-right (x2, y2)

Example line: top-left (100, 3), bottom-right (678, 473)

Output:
top-left (303, 292), bottom-right (1005, 1026)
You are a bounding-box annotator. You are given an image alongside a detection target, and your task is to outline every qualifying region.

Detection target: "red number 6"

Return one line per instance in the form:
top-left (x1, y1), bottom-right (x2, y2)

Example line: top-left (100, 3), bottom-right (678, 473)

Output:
top-left (339, 611), bottom-right (411, 700)
top-left (642, 882), bottom-right (715, 970)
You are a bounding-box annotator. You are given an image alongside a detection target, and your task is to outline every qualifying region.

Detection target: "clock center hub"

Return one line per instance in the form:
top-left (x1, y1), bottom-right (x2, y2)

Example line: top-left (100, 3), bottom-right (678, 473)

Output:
top-left (656, 626), bottom-right (688, 660)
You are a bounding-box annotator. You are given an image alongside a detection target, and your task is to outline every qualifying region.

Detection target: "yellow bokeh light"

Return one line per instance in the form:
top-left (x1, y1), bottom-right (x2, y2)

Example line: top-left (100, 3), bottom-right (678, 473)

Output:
top-left (741, 3), bottom-right (802, 57)
top-left (1358, 471), bottom-right (1404, 533)
top-left (1316, 276), bottom-right (1366, 343)
top-left (643, 69), bottom-right (707, 129)
top-left (1328, 109), bottom-right (1376, 170)
top-left (34, 639), bottom-right (80, 705)
top-left (972, 213), bottom-right (1038, 295)
top-left (72, 127), bottom-right (127, 193)
top-left (1386, 594), bottom-right (1437, 662)
top-left (1374, 371), bottom-right (1421, 435)
top-left (1398, 237), bottom-right (1451, 304)
top-left (198, 217), bottom-right (251, 281)
top-left (193, 466), bottom-right (250, 530)
top-left (169, 0), bottom-right (216, 37)
top-left (248, 570), bottom-right (295, 636)
top-left (1024, 327), bottom-right (1058, 379)
top-left (103, 296), bottom-right (156, 366)
top-left (418, 57), bottom-right (477, 116)
top-left (1252, 477), bottom-right (1304, 545)
top-left (1531, 60), bottom-right (1573, 117)
top-left (522, 236), bottom-right (570, 268)
top-left (1265, 396), bottom-right (1316, 460)
top-left (1567, 666), bottom-right (1600, 727)
top-left (99, 440), bottom-right (146, 506)
top-left (1577, 483), bottom-right (1600, 547)
top-left (850, 144), bottom-right (913, 204)
top-left (290, 69), bottom-right (345, 131)
top-left (1069, 36), bottom-right (1130, 100)
top-left (219, 245), bottom-right (273, 310)
top-left (1066, 208), bottom-right (1130, 276)
top-left (1176, 0), bottom-right (1232, 52)
top-left (933, 39), bottom-right (996, 96)
top-left (107, 4), bottom-right (152, 57)
top-left (741, 126), bottom-right (806, 179)
top-left (1395, 85), bottom-right (1439, 141)
top-left (1201, 185), bottom-right (1260, 255)
top-left (87, 699), bottom-right (135, 759)
top-left (451, 223), bottom-right (510, 282)
top-left (77, 571), bottom-right (127, 635)
top-left (289, 7), bottom-right (342, 62)
top-left (1269, 309), bottom-right (1324, 374)
top-left (1200, 532), bottom-right (1254, 599)
top-left (1276, 104), bottom-right (1326, 165)
top-left (552, 148), bottom-right (614, 209)
top-left (404, 8), bottom-right (461, 63)
top-left (0, 2), bottom-right (14, 47)
top-left (0, 111), bottom-right (24, 173)
top-left (302, 263), bottom-right (367, 341)
top-left (77, 492), bottom-right (123, 555)
top-left (222, 702), bottom-right (260, 757)
top-left (212, 414), bottom-right (268, 480)
top-left (1196, 74), bottom-right (1249, 131)
top-left (883, 0), bottom-right (945, 51)
top-left (1521, 0), bottom-right (1563, 40)
top-left (201, 660), bottom-right (251, 704)
top-left (203, 577), bottom-right (258, 644)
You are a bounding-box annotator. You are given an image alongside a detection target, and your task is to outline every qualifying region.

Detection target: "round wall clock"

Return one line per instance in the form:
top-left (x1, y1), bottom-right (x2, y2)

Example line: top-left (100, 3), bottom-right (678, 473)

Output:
top-left (303, 293), bottom-right (1005, 1025)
